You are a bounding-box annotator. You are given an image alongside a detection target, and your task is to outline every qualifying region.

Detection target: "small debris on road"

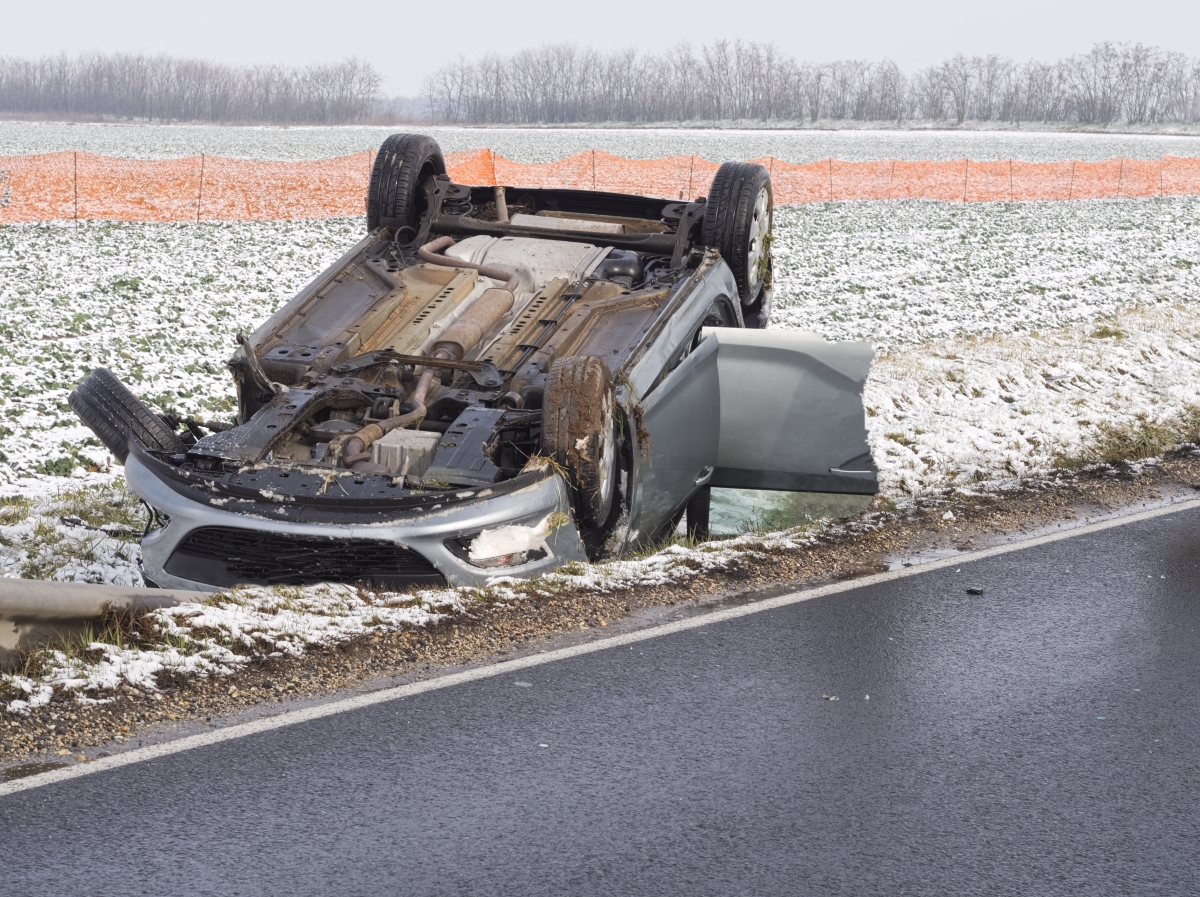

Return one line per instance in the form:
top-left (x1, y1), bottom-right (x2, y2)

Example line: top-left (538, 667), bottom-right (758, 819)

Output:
top-left (966, 587), bottom-right (984, 595)
top-left (823, 695), bottom-right (839, 701)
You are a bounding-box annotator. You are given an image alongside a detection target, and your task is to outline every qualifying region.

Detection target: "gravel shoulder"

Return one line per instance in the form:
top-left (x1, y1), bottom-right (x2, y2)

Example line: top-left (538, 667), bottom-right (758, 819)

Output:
top-left (5, 454), bottom-right (1199, 776)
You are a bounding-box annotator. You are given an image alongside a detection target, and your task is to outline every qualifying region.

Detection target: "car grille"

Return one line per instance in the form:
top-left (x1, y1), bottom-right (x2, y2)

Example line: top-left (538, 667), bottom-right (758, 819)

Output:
top-left (164, 526), bottom-right (446, 588)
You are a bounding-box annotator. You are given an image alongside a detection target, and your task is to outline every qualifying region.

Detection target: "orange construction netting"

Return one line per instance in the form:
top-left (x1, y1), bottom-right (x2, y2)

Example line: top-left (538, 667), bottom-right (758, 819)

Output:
top-left (2, 149), bottom-right (1199, 223)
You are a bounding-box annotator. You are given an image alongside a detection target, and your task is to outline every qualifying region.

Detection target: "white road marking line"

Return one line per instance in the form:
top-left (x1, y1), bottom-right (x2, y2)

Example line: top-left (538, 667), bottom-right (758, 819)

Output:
top-left (4, 496), bottom-right (1198, 797)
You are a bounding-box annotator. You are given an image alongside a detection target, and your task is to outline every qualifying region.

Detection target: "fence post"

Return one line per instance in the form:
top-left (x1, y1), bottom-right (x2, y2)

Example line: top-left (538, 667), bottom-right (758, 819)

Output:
top-left (828, 158), bottom-right (833, 201)
top-left (1009, 159), bottom-right (1014, 202)
top-left (73, 151), bottom-right (78, 226)
top-left (1067, 161), bottom-right (1075, 201)
top-left (963, 160), bottom-right (969, 202)
top-left (688, 155), bottom-right (694, 199)
top-left (197, 153), bottom-right (205, 222)
top-left (591, 149), bottom-right (596, 191)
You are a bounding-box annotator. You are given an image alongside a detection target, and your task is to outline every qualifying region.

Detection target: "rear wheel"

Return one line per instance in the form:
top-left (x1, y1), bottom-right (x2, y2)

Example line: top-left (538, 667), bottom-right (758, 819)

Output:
top-left (542, 356), bottom-right (618, 532)
top-left (366, 134), bottom-right (447, 233)
top-left (686, 486), bottom-right (711, 540)
top-left (69, 368), bottom-right (185, 464)
top-left (702, 162), bottom-right (774, 326)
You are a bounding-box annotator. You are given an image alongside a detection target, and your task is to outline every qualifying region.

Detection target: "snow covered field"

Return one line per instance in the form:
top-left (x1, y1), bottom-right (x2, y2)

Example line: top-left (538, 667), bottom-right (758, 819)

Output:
top-left (2, 196), bottom-right (1197, 572)
top-left (3, 190), bottom-right (1200, 709)
top-left (774, 198), bottom-right (1200, 495)
top-left (5, 121), bottom-right (1200, 164)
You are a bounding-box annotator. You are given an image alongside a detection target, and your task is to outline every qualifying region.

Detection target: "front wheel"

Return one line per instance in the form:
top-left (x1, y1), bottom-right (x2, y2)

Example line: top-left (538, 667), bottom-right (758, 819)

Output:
top-left (69, 368), bottom-right (185, 464)
top-left (541, 355), bottom-right (618, 530)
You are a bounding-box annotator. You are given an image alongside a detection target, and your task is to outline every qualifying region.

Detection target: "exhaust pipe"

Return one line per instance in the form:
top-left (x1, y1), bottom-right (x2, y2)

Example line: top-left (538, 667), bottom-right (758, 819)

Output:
top-left (342, 237), bottom-right (517, 475)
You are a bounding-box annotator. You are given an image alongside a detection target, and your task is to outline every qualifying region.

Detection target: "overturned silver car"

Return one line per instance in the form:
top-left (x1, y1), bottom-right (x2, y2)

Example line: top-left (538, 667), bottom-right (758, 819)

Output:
top-left (69, 134), bottom-right (876, 590)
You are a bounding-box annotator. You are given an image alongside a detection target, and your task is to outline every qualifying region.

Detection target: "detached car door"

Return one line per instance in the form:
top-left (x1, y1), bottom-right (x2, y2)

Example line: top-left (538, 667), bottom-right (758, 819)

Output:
top-left (628, 328), bottom-right (875, 547)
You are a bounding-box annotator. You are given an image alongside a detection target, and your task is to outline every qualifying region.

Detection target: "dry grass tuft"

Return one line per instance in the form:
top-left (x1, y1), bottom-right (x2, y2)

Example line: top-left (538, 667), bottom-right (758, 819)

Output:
top-left (1054, 408), bottom-right (1200, 469)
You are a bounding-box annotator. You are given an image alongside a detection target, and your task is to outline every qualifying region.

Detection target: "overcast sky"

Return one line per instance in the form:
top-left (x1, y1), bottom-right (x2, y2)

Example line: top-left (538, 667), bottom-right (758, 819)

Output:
top-left (4, 0), bottom-right (1199, 95)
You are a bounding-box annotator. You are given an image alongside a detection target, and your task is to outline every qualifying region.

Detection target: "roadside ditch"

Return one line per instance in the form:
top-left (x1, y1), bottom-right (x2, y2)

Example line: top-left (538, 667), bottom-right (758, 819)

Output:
top-left (4, 450), bottom-right (1200, 773)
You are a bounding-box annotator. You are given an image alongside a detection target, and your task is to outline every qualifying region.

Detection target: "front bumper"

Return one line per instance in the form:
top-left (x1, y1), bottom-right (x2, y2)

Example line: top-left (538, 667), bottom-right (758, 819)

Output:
top-left (124, 454), bottom-right (587, 591)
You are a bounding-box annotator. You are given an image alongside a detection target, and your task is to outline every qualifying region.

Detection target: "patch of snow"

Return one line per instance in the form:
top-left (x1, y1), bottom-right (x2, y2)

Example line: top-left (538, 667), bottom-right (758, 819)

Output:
top-left (3, 583), bottom-right (462, 712)
top-left (469, 514), bottom-right (553, 563)
top-left (4, 121), bottom-right (1200, 163)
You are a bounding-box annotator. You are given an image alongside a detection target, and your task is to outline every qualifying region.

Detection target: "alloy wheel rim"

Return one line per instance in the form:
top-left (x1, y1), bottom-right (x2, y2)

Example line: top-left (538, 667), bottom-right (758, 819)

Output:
top-left (745, 186), bottom-right (771, 296)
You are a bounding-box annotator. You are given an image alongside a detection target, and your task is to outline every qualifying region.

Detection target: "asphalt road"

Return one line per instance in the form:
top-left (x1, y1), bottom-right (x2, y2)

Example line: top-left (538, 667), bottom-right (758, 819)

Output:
top-left (4, 506), bottom-right (1200, 896)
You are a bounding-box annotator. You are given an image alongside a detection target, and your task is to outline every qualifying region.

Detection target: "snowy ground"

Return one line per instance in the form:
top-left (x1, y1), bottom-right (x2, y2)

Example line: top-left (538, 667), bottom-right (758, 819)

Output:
top-left (772, 198), bottom-right (1200, 496)
top-left (3, 526), bottom-right (829, 713)
top-left (2, 198), bottom-right (1198, 560)
top-left (0, 218), bottom-right (358, 482)
top-left (3, 195), bottom-right (1199, 708)
top-left (5, 121), bottom-right (1200, 164)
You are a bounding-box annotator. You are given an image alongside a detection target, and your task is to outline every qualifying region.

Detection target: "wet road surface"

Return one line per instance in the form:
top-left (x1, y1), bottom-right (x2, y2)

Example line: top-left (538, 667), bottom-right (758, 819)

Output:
top-left (4, 505), bottom-right (1200, 896)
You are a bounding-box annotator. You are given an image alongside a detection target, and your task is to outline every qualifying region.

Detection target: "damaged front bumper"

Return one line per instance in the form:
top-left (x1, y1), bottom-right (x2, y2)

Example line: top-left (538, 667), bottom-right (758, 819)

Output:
top-left (124, 452), bottom-right (587, 592)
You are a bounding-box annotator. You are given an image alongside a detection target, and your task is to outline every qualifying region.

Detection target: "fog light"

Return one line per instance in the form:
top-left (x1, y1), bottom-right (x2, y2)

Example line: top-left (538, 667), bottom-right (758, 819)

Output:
top-left (444, 535), bottom-right (548, 569)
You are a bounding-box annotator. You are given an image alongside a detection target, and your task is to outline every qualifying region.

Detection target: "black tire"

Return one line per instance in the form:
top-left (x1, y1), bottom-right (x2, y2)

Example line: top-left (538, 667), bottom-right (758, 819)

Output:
top-left (701, 162), bottom-right (774, 310)
top-left (686, 486), bottom-right (711, 540)
top-left (542, 356), bottom-right (618, 530)
top-left (695, 298), bottom-right (738, 344)
top-left (740, 287), bottom-right (773, 329)
top-left (366, 134), bottom-right (447, 233)
top-left (69, 368), bottom-right (185, 464)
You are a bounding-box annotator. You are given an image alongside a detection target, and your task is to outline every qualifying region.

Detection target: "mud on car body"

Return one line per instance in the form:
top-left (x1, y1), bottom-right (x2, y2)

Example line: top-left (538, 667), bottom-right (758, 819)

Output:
top-left (69, 134), bottom-right (878, 590)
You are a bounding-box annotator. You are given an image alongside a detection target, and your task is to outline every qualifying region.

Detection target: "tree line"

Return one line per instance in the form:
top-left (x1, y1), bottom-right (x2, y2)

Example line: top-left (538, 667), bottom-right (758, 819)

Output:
top-left (423, 41), bottom-right (1200, 125)
top-left (0, 53), bottom-right (383, 124)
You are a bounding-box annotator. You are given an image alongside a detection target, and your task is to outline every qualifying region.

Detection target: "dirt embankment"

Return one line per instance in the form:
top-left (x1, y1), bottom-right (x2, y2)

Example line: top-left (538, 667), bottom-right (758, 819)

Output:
top-left (4, 454), bottom-right (1200, 772)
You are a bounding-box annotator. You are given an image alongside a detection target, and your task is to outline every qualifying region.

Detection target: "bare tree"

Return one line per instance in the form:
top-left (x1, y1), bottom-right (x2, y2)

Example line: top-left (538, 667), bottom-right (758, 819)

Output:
top-left (1062, 42), bottom-right (1125, 124)
top-left (22, 43), bottom-right (1199, 128)
top-left (0, 53), bottom-right (385, 124)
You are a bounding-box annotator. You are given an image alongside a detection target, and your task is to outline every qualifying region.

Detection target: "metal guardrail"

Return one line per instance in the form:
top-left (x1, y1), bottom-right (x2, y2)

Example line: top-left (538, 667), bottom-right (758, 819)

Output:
top-left (0, 578), bottom-right (204, 670)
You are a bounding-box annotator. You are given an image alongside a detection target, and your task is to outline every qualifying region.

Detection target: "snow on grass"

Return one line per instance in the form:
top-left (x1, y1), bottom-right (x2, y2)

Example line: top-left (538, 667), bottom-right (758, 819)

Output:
top-left (772, 198), bottom-right (1200, 344)
top-left (768, 197), bottom-right (1200, 498)
top-left (3, 196), bottom-right (1200, 708)
top-left (0, 479), bottom-right (144, 584)
top-left (2, 522), bottom-right (848, 712)
top-left (3, 583), bottom-right (466, 712)
top-left (4, 121), bottom-right (1200, 164)
top-left (866, 305), bottom-right (1200, 497)
top-left (0, 218), bottom-right (360, 485)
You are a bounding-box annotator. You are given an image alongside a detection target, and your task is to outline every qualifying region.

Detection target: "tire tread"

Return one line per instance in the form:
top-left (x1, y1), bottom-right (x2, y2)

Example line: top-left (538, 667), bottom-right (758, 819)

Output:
top-left (701, 161), bottom-right (773, 303)
top-left (541, 356), bottom-right (615, 529)
top-left (366, 134), bottom-right (447, 232)
top-left (69, 368), bottom-right (185, 463)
